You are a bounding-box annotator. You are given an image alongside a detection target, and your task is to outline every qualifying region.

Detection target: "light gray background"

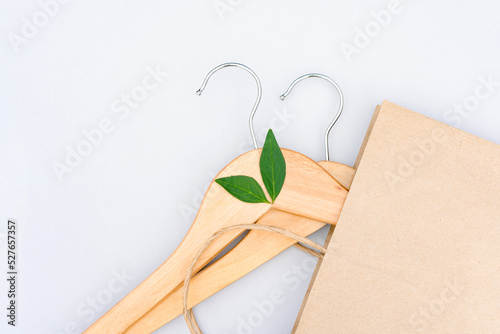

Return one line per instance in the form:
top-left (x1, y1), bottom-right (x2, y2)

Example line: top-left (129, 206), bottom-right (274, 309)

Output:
top-left (1, 1), bottom-right (500, 333)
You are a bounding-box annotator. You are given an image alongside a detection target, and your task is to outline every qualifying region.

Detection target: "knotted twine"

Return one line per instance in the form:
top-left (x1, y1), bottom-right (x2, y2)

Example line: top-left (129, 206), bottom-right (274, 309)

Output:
top-left (182, 223), bottom-right (327, 334)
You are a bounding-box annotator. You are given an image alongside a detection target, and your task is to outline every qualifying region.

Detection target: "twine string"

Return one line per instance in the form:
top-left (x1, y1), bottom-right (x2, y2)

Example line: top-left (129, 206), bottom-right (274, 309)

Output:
top-left (182, 223), bottom-right (327, 334)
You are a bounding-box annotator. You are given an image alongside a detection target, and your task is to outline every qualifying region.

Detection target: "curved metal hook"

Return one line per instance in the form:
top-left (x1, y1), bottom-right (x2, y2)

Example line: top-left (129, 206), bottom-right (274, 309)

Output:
top-left (280, 73), bottom-right (344, 161)
top-left (196, 62), bottom-right (261, 149)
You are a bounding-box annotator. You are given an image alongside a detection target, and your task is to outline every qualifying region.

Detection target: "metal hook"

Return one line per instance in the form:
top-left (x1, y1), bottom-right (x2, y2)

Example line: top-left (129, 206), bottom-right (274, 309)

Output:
top-left (280, 73), bottom-right (344, 161)
top-left (196, 62), bottom-right (261, 149)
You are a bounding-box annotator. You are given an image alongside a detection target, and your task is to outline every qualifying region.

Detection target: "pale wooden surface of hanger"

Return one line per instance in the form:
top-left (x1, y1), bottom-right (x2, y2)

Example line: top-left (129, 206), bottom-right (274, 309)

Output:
top-left (125, 161), bottom-right (354, 333)
top-left (84, 149), bottom-right (348, 333)
top-left (128, 99), bottom-right (377, 333)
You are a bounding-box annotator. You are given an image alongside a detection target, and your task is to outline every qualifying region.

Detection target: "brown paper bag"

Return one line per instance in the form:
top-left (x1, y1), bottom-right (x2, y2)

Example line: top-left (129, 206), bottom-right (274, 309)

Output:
top-left (293, 101), bottom-right (500, 333)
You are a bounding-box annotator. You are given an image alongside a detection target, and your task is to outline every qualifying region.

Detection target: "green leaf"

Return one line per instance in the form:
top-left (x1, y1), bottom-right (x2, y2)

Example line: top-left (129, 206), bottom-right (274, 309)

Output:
top-left (259, 129), bottom-right (286, 203)
top-left (215, 176), bottom-right (270, 204)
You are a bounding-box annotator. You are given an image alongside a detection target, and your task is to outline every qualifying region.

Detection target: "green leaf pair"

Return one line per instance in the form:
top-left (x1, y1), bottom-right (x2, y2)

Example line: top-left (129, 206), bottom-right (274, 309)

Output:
top-left (215, 129), bottom-right (286, 204)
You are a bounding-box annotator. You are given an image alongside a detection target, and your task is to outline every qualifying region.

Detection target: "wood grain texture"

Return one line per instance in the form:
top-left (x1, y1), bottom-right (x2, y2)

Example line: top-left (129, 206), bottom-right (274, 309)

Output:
top-left (84, 150), bottom-right (348, 334)
top-left (318, 161), bottom-right (354, 190)
top-left (124, 161), bottom-right (354, 333)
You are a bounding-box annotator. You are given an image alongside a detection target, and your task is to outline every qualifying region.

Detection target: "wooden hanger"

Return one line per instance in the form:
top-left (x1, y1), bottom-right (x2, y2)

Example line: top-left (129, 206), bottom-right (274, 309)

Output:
top-left (124, 73), bottom-right (355, 333)
top-left (124, 163), bottom-right (354, 334)
top-left (84, 65), bottom-right (348, 333)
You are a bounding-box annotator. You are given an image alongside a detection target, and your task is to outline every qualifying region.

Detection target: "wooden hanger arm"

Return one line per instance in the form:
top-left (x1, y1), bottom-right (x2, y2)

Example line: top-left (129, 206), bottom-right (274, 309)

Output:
top-left (124, 210), bottom-right (325, 333)
top-left (125, 162), bottom-right (354, 333)
top-left (84, 150), bottom-right (271, 333)
top-left (85, 150), bottom-right (348, 333)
